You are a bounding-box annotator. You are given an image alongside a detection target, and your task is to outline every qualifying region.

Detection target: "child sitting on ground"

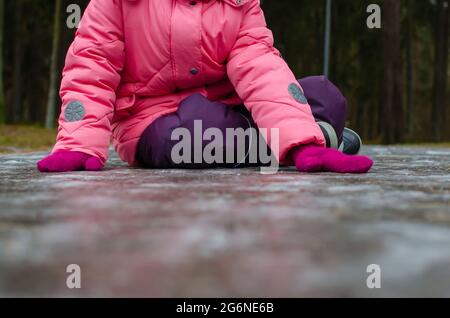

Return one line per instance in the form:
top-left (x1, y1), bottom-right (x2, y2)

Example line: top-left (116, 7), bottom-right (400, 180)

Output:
top-left (38, 0), bottom-right (373, 173)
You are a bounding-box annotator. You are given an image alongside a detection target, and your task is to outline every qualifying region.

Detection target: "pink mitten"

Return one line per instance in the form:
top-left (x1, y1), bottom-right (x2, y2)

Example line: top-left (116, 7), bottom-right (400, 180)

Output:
top-left (37, 151), bottom-right (104, 172)
top-left (292, 145), bottom-right (373, 173)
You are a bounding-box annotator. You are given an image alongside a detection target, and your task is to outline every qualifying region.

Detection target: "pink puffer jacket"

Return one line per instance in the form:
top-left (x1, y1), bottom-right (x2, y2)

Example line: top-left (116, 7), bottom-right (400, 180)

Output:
top-left (53, 0), bottom-right (325, 165)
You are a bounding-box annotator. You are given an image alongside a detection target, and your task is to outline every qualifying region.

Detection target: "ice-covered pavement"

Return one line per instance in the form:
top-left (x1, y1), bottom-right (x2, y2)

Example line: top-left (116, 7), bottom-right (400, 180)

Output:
top-left (0, 146), bottom-right (449, 297)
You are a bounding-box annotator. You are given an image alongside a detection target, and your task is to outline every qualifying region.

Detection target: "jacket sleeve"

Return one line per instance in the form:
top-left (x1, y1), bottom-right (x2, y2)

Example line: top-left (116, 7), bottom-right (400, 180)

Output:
top-left (226, 0), bottom-right (325, 164)
top-left (52, 0), bottom-right (125, 164)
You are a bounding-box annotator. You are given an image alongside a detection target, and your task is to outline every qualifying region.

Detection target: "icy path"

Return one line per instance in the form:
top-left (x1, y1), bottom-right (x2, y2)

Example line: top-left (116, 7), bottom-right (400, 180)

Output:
top-left (0, 146), bottom-right (449, 297)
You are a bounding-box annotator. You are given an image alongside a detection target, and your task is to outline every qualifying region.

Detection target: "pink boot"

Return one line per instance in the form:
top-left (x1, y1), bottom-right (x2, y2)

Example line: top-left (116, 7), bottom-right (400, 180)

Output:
top-left (291, 145), bottom-right (373, 173)
top-left (37, 151), bottom-right (104, 173)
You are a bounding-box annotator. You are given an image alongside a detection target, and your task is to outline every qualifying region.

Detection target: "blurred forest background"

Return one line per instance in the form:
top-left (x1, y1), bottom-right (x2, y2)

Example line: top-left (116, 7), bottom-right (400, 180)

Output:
top-left (0, 0), bottom-right (448, 152)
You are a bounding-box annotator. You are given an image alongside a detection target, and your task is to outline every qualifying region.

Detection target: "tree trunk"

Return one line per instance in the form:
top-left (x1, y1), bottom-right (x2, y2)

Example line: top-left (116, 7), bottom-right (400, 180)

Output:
top-left (405, 0), bottom-right (414, 139)
top-left (45, 0), bottom-right (62, 129)
top-left (12, 1), bottom-right (23, 124)
top-left (432, 0), bottom-right (449, 141)
top-left (0, 0), bottom-right (5, 124)
top-left (381, 0), bottom-right (403, 144)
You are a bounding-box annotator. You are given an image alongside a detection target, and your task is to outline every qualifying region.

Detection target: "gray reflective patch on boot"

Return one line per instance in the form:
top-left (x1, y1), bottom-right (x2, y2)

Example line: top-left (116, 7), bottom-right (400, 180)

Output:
top-left (64, 101), bottom-right (85, 122)
top-left (342, 127), bottom-right (362, 155)
top-left (317, 121), bottom-right (339, 149)
top-left (288, 83), bottom-right (308, 104)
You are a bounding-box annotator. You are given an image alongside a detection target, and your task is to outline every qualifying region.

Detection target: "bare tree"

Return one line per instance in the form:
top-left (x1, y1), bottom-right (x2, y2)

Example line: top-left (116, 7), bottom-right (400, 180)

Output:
top-left (11, 0), bottom-right (24, 124)
top-left (381, 0), bottom-right (403, 144)
top-left (0, 0), bottom-right (5, 123)
top-left (45, 0), bottom-right (62, 129)
top-left (432, 0), bottom-right (449, 141)
top-left (405, 0), bottom-right (414, 138)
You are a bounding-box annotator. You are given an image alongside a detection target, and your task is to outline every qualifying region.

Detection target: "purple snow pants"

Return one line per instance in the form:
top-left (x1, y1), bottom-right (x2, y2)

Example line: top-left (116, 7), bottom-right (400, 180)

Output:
top-left (136, 76), bottom-right (347, 168)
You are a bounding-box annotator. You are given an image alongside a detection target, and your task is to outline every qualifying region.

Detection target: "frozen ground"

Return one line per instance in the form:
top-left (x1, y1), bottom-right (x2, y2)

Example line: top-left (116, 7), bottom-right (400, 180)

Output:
top-left (0, 146), bottom-right (449, 297)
